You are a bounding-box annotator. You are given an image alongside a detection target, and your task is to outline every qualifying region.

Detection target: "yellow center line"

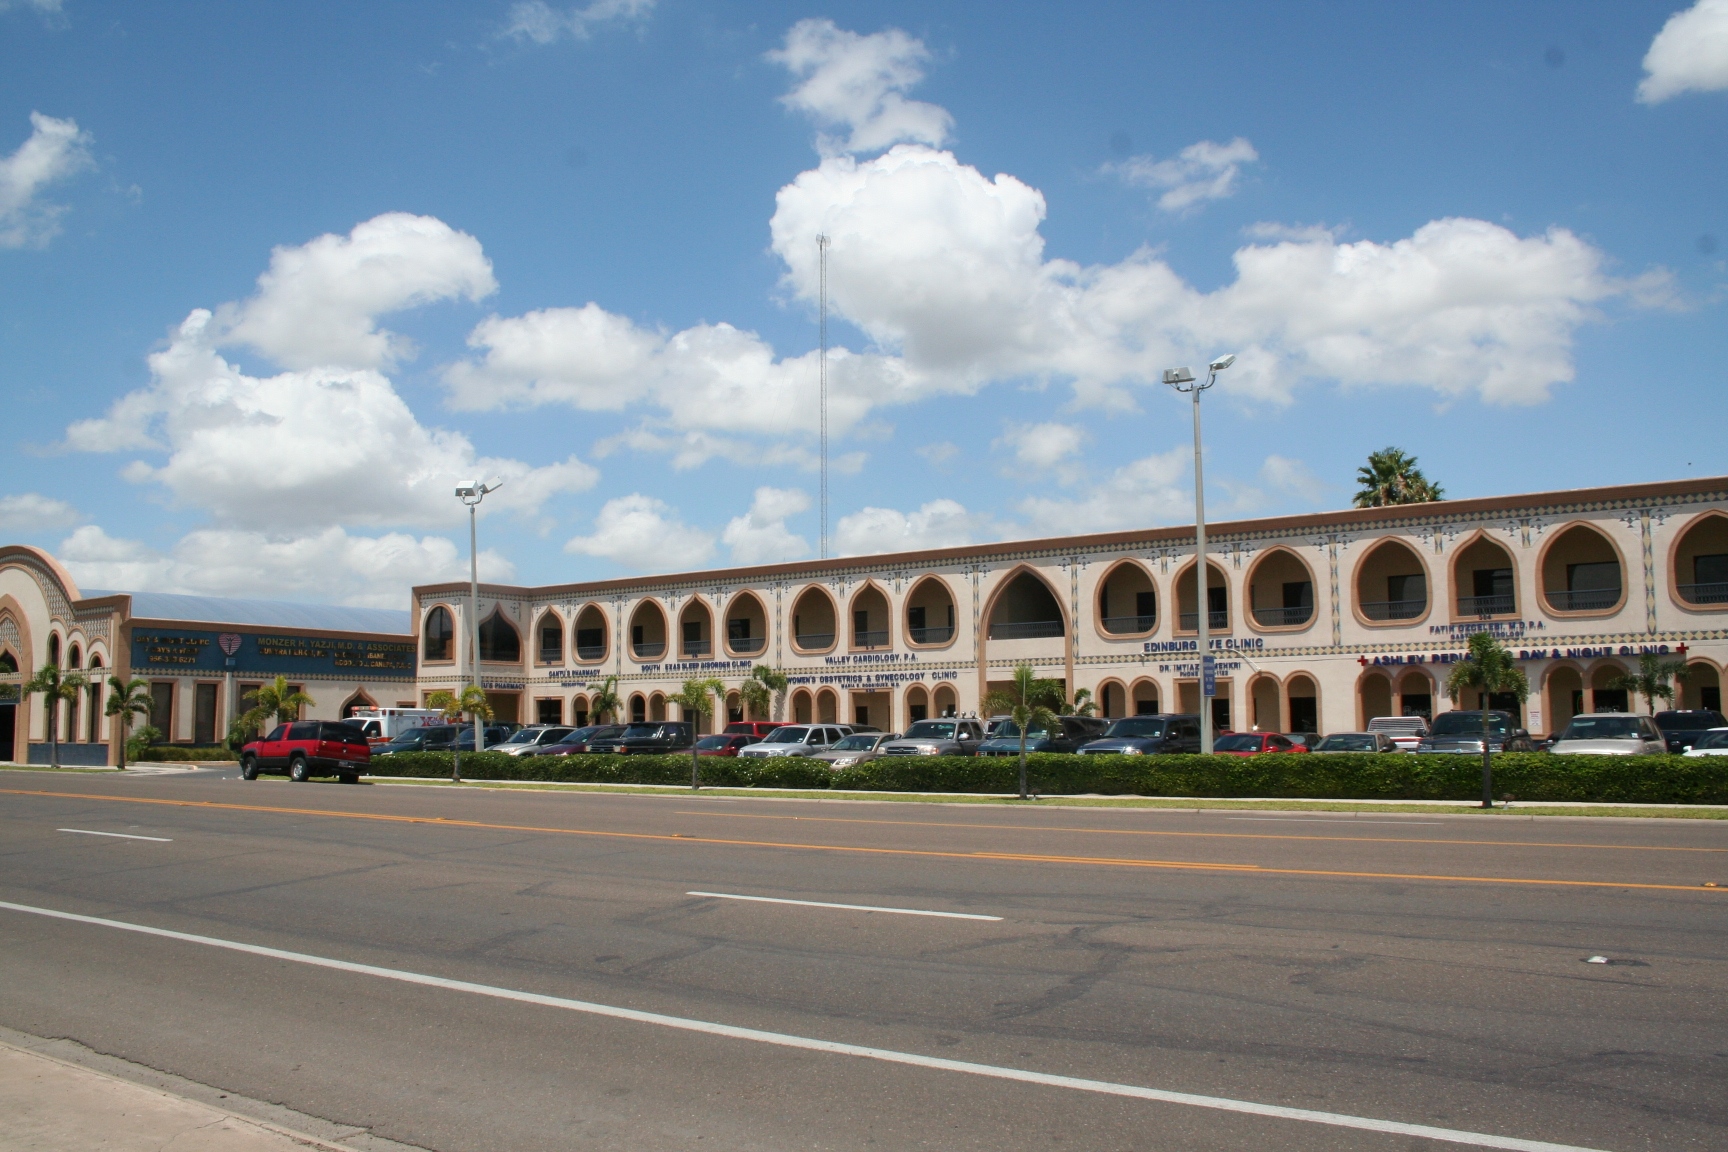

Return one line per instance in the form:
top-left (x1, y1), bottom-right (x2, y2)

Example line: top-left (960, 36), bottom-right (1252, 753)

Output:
top-left (4, 788), bottom-right (1722, 893)
top-left (671, 809), bottom-right (1728, 853)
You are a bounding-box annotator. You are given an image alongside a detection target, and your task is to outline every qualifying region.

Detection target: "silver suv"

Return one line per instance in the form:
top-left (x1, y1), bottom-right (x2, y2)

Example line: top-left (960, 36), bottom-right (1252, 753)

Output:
top-left (881, 718), bottom-right (985, 757)
top-left (738, 724), bottom-right (851, 758)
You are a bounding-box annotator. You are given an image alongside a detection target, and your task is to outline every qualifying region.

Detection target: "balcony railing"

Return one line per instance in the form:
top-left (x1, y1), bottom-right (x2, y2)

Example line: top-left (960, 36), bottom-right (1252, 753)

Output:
top-left (1678, 582), bottom-right (1728, 605)
top-left (794, 632), bottom-right (835, 649)
top-left (908, 625), bottom-right (954, 645)
top-left (1252, 605), bottom-right (1313, 627)
top-left (680, 640), bottom-right (711, 658)
top-left (1177, 610), bottom-right (1229, 631)
top-left (1458, 593), bottom-right (1515, 616)
top-left (631, 641), bottom-right (665, 658)
top-left (537, 648), bottom-right (562, 664)
top-left (1360, 599), bottom-right (1426, 621)
top-left (852, 629), bottom-right (889, 649)
top-left (988, 620), bottom-right (1064, 640)
top-left (575, 644), bottom-right (606, 661)
top-left (728, 635), bottom-right (765, 654)
top-left (1546, 588), bottom-right (1620, 612)
top-left (1101, 615), bottom-right (1155, 634)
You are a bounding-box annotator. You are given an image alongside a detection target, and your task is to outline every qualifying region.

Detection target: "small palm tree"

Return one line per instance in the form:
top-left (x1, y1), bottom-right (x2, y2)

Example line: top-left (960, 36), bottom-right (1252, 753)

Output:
top-left (1066, 687), bottom-right (1097, 717)
top-left (23, 663), bottom-right (88, 768)
top-left (1353, 447), bottom-right (1444, 508)
top-left (744, 665), bottom-right (788, 720)
top-left (983, 662), bottom-right (1066, 801)
top-left (427, 686), bottom-right (492, 783)
top-left (1444, 632), bottom-right (1529, 808)
top-left (670, 677), bottom-right (725, 789)
top-left (104, 676), bottom-right (152, 771)
top-left (1606, 653), bottom-right (1689, 715)
top-left (240, 675), bottom-right (316, 734)
top-left (587, 675), bottom-right (622, 724)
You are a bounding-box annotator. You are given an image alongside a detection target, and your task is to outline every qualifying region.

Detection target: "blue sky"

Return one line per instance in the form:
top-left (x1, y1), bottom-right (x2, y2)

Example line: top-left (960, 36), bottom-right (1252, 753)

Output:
top-left (1, 0), bottom-right (1725, 605)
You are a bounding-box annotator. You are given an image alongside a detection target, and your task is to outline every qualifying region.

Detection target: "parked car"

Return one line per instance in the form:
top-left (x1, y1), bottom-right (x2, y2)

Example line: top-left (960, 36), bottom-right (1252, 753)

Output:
top-left (1547, 713), bottom-right (1666, 756)
top-left (724, 721), bottom-right (786, 739)
top-left (1282, 733), bottom-right (1324, 751)
top-left (880, 718), bottom-right (986, 757)
top-left (694, 733), bottom-right (755, 757)
top-left (738, 724), bottom-right (851, 758)
top-left (976, 715), bottom-right (1108, 757)
top-left (453, 724), bottom-right (512, 752)
top-left (1312, 732), bottom-right (1400, 753)
top-left (812, 731), bottom-right (900, 768)
top-left (982, 715), bottom-right (1016, 739)
top-left (1212, 732), bottom-right (1309, 756)
top-left (1414, 711), bottom-right (1536, 754)
top-left (241, 720), bottom-right (371, 783)
top-left (1653, 709), bottom-right (1728, 753)
top-left (1366, 715), bottom-right (1429, 751)
top-left (1079, 715), bottom-right (1202, 755)
top-left (493, 725), bottom-right (576, 757)
top-left (1682, 728), bottom-right (1728, 757)
top-left (588, 722), bottom-right (694, 754)
top-left (530, 724), bottom-right (627, 756)
top-left (372, 724), bottom-right (458, 756)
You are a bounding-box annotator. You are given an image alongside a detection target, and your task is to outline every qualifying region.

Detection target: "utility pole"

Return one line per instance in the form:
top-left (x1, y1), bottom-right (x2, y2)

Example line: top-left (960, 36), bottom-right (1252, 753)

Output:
top-left (818, 233), bottom-right (830, 560)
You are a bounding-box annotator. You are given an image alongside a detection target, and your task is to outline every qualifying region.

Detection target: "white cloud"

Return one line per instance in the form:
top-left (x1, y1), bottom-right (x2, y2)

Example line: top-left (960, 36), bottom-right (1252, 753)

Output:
top-left (502, 0), bottom-right (654, 44)
top-left (1216, 455), bottom-right (1331, 516)
top-left (0, 492), bottom-right (78, 531)
top-left (836, 498), bottom-right (981, 555)
top-left (722, 487), bottom-right (810, 565)
top-left (0, 111), bottom-right (92, 249)
top-left (767, 19), bottom-right (953, 155)
top-left (591, 424), bottom-right (864, 474)
top-left (1016, 448), bottom-right (1190, 536)
top-left (916, 441), bottom-right (960, 466)
top-left (1638, 0), bottom-right (1728, 103)
top-left (564, 494), bottom-right (714, 572)
top-left (1104, 137), bottom-right (1259, 213)
top-left (56, 524), bottom-right (509, 609)
top-left (0, 1), bottom-right (64, 13)
top-left (995, 422), bottom-right (1085, 473)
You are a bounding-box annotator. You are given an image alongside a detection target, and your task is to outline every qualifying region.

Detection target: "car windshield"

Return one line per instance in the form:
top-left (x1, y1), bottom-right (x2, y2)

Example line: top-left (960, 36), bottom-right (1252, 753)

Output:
top-left (1212, 734), bottom-right (1263, 751)
top-left (1430, 712), bottom-right (1513, 737)
top-left (1560, 716), bottom-right (1642, 740)
top-left (1692, 729), bottom-right (1728, 750)
top-left (1655, 711), bottom-right (1726, 731)
top-left (763, 726), bottom-right (810, 743)
top-left (695, 735), bottom-right (734, 749)
top-left (831, 735), bottom-right (877, 751)
top-left (904, 721), bottom-right (956, 739)
top-left (1103, 718), bottom-right (1168, 738)
top-left (990, 721), bottom-right (1052, 739)
top-left (386, 730), bottom-right (425, 744)
top-left (620, 724), bottom-right (661, 738)
top-left (1316, 734), bottom-right (1377, 752)
top-left (499, 729), bottom-right (538, 743)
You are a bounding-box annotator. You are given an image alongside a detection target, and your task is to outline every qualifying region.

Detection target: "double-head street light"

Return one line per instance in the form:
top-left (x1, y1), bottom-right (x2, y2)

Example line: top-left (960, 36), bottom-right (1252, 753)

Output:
top-left (1163, 354), bottom-right (1235, 755)
top-left (456, 479), bottom-right (502, 769)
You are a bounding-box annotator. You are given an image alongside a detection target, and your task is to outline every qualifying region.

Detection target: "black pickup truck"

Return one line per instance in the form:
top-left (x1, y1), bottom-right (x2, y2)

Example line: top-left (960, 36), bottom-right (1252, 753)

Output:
top-left (1653, 709), bottom-right (1727, 753)
top-left (587, 722), bottom-right (695, 754)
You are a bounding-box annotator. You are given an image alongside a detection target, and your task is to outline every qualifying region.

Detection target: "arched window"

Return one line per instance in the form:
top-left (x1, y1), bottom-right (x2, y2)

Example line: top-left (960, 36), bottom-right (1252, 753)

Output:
top-left (424, 607), bottom-right (453, 660)
top-left (479, 609), bottom-right (522, 663)
top-left (47, 634), bottom-right (60, 668)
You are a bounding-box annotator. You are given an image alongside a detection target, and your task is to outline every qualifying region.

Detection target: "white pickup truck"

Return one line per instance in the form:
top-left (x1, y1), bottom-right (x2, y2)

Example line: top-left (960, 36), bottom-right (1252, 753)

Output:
top-left (1365, 715), bottom-right (1429, 752)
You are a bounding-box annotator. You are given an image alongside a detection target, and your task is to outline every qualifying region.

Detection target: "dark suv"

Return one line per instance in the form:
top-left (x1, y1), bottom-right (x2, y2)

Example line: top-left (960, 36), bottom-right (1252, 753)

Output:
top-left (242, 721), bottom-right (371, 783)
top-left (1079, 714), bottom-right (1203, 755)
top-left (588, 722), bottom-right (695, 754)
top-left (1653, 709), bottom-right (1728, 753)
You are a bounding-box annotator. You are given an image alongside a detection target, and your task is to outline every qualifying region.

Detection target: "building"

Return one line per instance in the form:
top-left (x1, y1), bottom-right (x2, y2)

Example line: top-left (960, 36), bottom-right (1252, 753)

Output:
top-left (411, 477), bottom-right (1728, 739)
top-left (0, 545), bottom-right (416, 765)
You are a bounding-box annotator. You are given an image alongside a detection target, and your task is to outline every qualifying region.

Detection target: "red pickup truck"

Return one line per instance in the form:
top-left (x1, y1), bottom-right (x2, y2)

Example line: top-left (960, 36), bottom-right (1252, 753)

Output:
top-left (241, 721), bottom-right (371, 784)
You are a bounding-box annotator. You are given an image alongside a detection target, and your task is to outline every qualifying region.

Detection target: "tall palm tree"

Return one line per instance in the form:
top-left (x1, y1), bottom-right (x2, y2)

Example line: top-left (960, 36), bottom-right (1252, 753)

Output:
top-left (239, 675), bottom-right (316, 735)
top-left (104, 675), bottom-right (152, 771)
top-left (1444, 632), bottom-right (1529, 808)
top-left (23, 663), bottom-right (88, 768)
top-left (587, 675), bottom-right (622, 724)
top-left (427, 686), bottom-right (492, 783)
top-left (983, 662), bottom-right (1066, 801)
top-left (1066, 687), bottom-right (1096, 717)
top-left (670, 677), bottom-right (724, 789)
top-left (1353, 447), bottom-right (1444, 508)
top-left (744, 665), bottom-right (788, 720)
top-left (1606, 653), bottom-right (1689, 715)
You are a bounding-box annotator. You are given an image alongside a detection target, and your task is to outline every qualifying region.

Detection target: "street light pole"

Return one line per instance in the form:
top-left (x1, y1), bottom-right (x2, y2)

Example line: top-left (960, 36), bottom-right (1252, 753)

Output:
top-left (456, 479), bottom-right (501, 779)
top-left (1164, 355), bottom-right (1234, 755)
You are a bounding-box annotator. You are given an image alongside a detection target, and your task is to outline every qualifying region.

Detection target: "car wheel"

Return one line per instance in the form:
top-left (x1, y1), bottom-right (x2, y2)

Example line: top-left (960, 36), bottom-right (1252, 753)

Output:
top-left (240, 755), bottom-right (258, 781)
top-left (289, 756), bottom-right (310, 782)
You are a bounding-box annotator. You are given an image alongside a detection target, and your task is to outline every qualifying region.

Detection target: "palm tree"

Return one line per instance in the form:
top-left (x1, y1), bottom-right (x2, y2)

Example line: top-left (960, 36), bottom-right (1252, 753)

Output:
top-left (587, 675), bottom-right (622, 724)
top-left (1444, 632), bottom-right (1529, 808)
top-left (23, 663), bottom-right (88, 768)
top-left (744, 665), bottom-right (788, 720)
top-left (1353, 447), bottom-right (1444, 508)
top-left (239, 675), bottom-right (316, 735)
top-left (983, 662), bottom-right (1066, 801)
top-left (1066, 687), bottom-right (1097, 717)
top-left (104, 676), bottom-right (152, 771)
top-left (427, 686), bottom-right (492, 783)
top-left (1606, 653), bottom-right (1689, 715)
top-left (670, 677), bottom-right (725, 789)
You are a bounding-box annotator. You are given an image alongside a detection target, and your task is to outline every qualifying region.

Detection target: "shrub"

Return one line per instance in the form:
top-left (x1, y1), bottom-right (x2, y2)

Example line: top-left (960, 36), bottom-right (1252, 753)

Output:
top-left (134, 744), bottom-right (240, 762)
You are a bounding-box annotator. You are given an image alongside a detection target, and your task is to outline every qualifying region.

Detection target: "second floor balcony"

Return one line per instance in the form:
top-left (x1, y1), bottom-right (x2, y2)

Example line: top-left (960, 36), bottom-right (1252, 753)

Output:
top-left (1177, 610), bottom-right (1228, 631)
top-left (853, 629), bottom-right (889, 649)
top-left (1101, 614), bottom-right (1155, 635)
top-left (1360, 598), bottom-right (1425, 621)
top-left (1458, 593), bottom-right (1515, 617)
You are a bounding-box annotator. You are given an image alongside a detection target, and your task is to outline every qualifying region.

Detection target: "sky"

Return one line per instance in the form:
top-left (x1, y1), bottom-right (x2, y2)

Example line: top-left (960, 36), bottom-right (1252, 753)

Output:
top-left (1, 0), bottom-right (1725, 607)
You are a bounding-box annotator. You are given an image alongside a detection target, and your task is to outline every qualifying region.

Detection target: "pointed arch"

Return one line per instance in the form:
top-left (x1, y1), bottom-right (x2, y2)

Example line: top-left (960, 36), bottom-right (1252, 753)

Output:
top-left (1537, 520), bottom-right (1628, 617)
top-left (422, 604), bottom-right (456, 662)
top-left (1093, 559), bottom-right (1158, 638)
top-left (678, 594), bottom-right (716, 659)
top-left (847, 580), bottom-right (892, 652)
top-left (478, 607), bottom-right (522, 663)
top-left (1170, 557), bottom-right (1231, 635)
top-left (978, 563), bottom-right (1071, 706)
top-left (572, 601), bottom-right (610, 663)
top-left (903, 574), bottom-right (958, 649)
top-left (532, 608), bottom-right (566, 665)
top-left (1244, 547), bottom-right (1318, 633)
top-left (1669, 510), bottom-right (1728, 612)
top-left (722, 590), bottom-right (769, 658)
top-left (1351, 537), bottom-right (1431, 627)
top-left (789, 585), bottom-right (839, 654)
top-left (627, 599), bottom-right (669, 662)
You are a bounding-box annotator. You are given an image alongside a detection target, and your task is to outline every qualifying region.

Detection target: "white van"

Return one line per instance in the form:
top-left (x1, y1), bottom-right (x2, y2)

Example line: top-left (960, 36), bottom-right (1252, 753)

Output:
top-left (350, 708), bottom-right (444, 745)
top-left (1365, 715), bottom-right (1429, 752)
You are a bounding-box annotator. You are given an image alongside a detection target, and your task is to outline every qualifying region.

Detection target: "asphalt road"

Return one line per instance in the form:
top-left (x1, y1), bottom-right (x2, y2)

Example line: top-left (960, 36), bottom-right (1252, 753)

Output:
top-left (1, 767), bottom-right (1724, 1152)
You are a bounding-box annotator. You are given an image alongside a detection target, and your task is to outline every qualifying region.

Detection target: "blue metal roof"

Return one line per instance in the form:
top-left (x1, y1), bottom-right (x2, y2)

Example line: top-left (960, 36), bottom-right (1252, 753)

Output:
top-left (85, 590), bottom-right (410, 635)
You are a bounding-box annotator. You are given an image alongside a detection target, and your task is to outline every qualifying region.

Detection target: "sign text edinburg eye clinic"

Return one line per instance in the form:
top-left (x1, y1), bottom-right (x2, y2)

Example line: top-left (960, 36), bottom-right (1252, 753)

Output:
top-left (131, 628), bottom-right (416, 679)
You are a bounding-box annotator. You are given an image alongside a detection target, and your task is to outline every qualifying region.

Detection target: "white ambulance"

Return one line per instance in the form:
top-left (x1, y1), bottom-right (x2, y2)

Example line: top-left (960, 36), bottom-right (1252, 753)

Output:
top-left (349, 708), bottom-right (445, 745)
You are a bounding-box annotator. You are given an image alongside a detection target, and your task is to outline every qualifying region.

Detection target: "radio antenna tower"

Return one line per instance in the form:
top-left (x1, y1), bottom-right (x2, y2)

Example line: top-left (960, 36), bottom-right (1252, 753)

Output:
top-left (817, 233), bottom-right (830, 559)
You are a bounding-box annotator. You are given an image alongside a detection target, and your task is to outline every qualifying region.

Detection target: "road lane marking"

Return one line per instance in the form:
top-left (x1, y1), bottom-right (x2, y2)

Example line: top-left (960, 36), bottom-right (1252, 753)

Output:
top-left (1225, 817), bottom-right (1443, 825)
top-left (57, 828), bottom-right (172, 842)
top-left (1, 789), bottom-right (1721, 893)
top-left (687, 891), bottom-right (1001, 920)
top-left (0, 899), bottom-right (1611, 1152)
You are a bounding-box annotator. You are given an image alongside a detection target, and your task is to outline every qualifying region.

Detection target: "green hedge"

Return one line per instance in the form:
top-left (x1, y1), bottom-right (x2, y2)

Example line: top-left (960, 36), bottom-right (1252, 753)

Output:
top-left (361, 751), bottom-right (1728, 804)
top-left (134, 746), bottom-right (238, 762)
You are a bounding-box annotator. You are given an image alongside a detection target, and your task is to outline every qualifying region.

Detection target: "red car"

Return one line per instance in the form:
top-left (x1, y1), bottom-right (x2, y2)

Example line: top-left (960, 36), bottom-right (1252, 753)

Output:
top-left (242, 721), bottom-right (371, 783)
top-left (724, 721), bottom-right (785, 739)
top-left (694, 734), bottom-right (754, 757)
top-left (1211, 732), bottom-right (1309, 756)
